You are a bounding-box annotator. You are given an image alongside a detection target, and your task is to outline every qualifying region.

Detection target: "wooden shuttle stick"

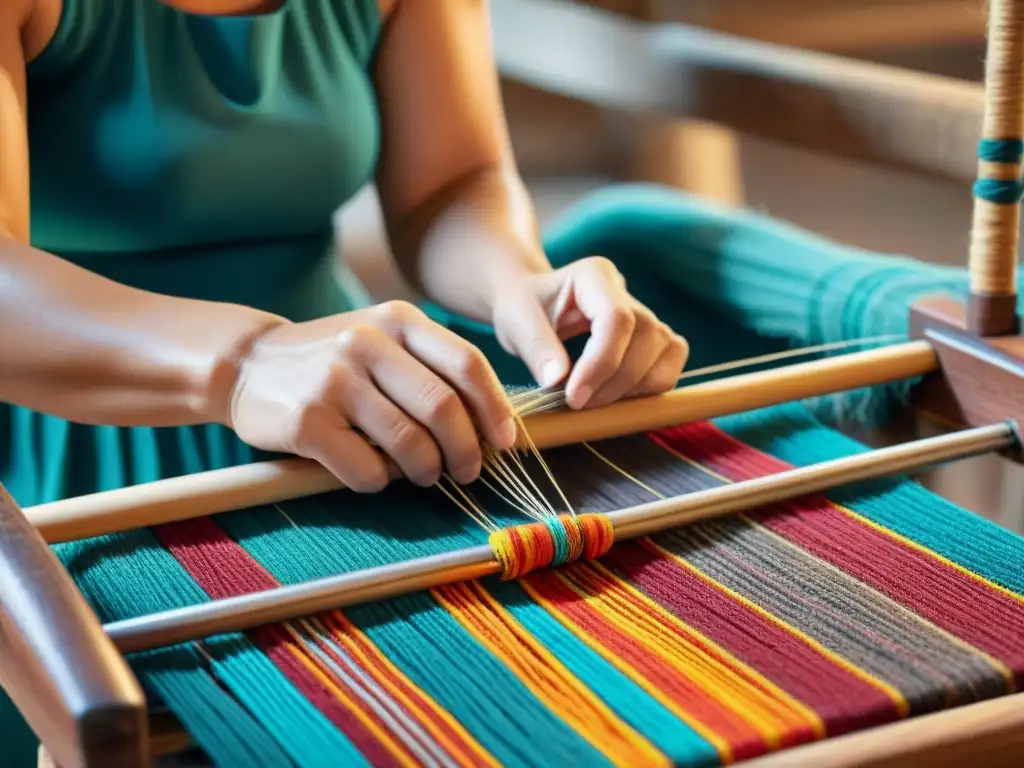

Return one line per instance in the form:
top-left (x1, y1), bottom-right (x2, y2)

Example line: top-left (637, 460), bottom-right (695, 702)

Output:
top-left (28, 341), bottom-right (937, 544)
top-left (104, 421), bottom-right (1012, 654)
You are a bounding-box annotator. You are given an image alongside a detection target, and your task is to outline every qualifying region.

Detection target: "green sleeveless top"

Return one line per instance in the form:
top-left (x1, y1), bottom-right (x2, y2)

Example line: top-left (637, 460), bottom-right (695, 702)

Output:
top-left (6, 0), bottom-right (384, 508)
top-left (3, 2), bottom-right (385, 760)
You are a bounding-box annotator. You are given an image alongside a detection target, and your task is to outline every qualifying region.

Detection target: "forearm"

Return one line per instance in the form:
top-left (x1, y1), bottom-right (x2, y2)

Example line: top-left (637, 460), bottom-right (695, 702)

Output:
top-left (388, 167), bottom-right (552, 322)
top-left (0, 236), bottom-right (287, 426)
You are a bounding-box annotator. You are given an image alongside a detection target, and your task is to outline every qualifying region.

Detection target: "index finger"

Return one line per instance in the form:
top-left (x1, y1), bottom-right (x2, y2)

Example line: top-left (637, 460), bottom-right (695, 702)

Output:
top-left (565, 271), bottom-right (635, 408)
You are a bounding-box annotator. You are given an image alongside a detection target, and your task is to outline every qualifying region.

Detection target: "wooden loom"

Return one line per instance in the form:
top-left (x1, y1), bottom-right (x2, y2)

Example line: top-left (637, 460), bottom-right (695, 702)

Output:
top-left (9, 2), bottom-right (1024, 767)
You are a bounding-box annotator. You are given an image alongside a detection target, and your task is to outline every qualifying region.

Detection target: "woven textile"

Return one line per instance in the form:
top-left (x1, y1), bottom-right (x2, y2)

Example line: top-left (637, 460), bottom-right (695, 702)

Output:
top-left (42, 185), bottom-right (1024, 765)
top-left (61, 403), bottom-right (1024, 767)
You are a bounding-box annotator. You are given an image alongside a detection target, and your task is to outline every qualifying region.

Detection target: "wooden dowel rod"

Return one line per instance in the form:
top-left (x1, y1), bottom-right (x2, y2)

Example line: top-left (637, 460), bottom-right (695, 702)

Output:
top-left (103, 421), bottom-right (1013, 654)
top-left (967, 0), bottom-right (1024, 335)
top-left (743, 688), bottom-right (1024, 767)
top-left (27, 340), bottom-right (937, 544)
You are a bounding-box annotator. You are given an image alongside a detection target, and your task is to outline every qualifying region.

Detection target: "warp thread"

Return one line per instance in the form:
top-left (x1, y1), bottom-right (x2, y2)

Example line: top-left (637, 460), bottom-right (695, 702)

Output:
top-left (974, 138), bottom-right (1024, 204)
top-left (489, 513), bottom-right (615, 580)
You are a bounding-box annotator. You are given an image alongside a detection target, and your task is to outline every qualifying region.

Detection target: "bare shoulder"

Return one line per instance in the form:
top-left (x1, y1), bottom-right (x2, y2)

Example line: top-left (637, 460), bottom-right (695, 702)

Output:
top-left (12, 0), bottom-right (62, 62)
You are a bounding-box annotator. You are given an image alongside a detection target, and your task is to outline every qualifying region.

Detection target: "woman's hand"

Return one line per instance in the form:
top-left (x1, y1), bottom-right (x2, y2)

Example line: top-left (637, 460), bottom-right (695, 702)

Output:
top-left (491, 257), bottom-right (689, 410)
top-left (227, 301), bottom-right (517, 492)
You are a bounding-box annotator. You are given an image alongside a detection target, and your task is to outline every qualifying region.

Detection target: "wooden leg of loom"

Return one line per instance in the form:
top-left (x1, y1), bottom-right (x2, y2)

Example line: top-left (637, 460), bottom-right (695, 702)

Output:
top-left (910, 296), bottom-right (1024, 439)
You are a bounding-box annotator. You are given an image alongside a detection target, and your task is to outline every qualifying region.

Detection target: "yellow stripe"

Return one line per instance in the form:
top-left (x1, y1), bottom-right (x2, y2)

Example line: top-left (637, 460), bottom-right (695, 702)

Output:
top-left (643, 539), bottom-right (910, 716)
top-left (318, 613), bottom-right (501, 768)
top-left (583, 440), bottom-right (897, 721)
top-left (743, 517), bottom-right (1017, 693)
top-left (654, 432), bottom-right (1019, 689)
top-left (432, 581), bottom-right (670, 767)
top-left (517, 576), bottom-right (738, 764)
top-left (831, 501), bottom-right (1024, 606)
top-left (657, 432), bottom-right (1024, 607)
top-left (279, 627), bottom-right (420, 768)
top-left (561, 563), bottom-right (824, 744)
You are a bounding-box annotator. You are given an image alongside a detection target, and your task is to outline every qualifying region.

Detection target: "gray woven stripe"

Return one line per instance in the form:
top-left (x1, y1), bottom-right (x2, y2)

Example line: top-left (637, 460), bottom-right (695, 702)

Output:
top-left (534, 433), bottom-right (1008, 713)
top-left (656, 518), bottom-right (1007, 712)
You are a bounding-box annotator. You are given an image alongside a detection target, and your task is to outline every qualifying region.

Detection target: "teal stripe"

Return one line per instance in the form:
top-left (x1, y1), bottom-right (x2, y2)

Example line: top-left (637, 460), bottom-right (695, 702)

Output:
top-left (715, 403), bottom-right (1024, 595)
top-left (487, 579), bottom-right (722, 766)
top-left (217, 496), bottom-right (615, 768)
top-left (53, 529), bottom-right (358, 768)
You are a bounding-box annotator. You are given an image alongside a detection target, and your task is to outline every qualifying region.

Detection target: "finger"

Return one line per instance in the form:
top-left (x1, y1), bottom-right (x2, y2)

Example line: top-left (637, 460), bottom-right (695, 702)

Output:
top-left (493, 287), bottom-right (571, 389)
top-left (344, 378), bottom-right (447, 487)
top-left (585, 313), bottom-right (669, 408)
top-left (329, 336), bottom-right (447, 486)
top-left (631, 332), bottom-right (689, 397)
top-left (298, 413), bottom-right (392, 493)
top-left (401, 319), bottom-right (521, 453)
top-left (360, 334), bottom-right (485, 484)
top-left (564, 265), bottom-right (636, 409)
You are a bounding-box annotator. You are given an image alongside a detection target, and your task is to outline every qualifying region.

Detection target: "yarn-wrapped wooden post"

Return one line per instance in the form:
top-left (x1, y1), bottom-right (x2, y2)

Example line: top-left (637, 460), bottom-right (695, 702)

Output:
top-left (969, 0), bottom-right (1024, 335)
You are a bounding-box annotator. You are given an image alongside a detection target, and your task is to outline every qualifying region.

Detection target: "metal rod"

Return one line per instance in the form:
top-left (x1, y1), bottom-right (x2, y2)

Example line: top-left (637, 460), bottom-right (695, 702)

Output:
top-left (105, 421), bottom-right (1016, 654)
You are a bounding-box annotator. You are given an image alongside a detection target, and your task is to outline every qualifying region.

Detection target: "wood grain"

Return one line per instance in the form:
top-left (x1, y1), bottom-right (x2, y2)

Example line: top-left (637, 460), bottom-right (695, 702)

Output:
top-left (24, 342), bottom-right (937, 543)
top-left (910, 296), bottom-right (1024, 452)
top-left (0, 483), bottom-right (148, 767)
top-left (743, 690), bottom-right (1024, 766)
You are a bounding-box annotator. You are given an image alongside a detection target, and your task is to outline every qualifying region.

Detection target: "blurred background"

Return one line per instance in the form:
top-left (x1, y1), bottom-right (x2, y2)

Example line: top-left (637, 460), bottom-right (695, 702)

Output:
top-left (334, 0), bottom-right (1024, 534)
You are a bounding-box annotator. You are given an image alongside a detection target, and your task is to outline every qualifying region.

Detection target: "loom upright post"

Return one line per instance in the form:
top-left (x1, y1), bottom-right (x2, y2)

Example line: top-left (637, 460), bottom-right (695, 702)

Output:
top-left (968, 0), bottom-right (1024, 335)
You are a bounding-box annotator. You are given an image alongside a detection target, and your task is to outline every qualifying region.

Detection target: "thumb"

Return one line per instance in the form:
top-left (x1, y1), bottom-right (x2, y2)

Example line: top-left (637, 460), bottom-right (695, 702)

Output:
top-left (494, 292), bottom-right (571, 387)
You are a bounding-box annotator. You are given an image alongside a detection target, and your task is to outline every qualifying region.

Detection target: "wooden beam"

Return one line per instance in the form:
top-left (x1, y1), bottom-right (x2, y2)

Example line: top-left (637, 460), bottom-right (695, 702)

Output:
top-left (491, 0), bottom-right (985, 183)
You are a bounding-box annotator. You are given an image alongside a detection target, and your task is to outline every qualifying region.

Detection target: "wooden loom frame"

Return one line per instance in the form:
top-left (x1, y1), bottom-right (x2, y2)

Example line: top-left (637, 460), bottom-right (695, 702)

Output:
top-left (9, 1), bottom-right (1024, 766)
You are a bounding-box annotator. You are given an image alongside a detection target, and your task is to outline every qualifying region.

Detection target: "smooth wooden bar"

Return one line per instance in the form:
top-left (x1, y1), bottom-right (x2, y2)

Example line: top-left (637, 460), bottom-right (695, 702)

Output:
top-left (743, 691), bottom-right (1024, 767)
top-left (0, 484), bottom-right (148, 768)
top-left (491, 0), bottom-right (985, 182)
top-left (103, 422), bottom-right (1011, 655)
top-left (133, 688), bottom-right (1024, 767)
top-left (25, 341), bottom-right (938, 544)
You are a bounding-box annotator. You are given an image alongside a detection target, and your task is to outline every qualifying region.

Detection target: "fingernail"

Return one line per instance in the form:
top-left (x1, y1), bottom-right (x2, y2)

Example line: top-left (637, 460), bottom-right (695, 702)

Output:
top-left (497, 417), bottom-right (517, 450)
top-left (574, 385), bottom-right (593, 409)
top-left (542, 361), bottom-right (563, 387)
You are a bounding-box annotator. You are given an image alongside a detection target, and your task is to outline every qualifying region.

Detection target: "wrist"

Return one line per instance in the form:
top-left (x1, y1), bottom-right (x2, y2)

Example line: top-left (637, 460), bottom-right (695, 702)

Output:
top-left (196, 308), bottom-right (291, 427)
top-left (477, 258), bottom-right (550, 320)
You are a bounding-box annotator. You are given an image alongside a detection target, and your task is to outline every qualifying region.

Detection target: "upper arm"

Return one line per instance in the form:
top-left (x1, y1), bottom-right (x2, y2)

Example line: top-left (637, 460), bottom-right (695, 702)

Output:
top-left (0, 0), bottom-right (58, 243)
top-left (0, 3), bottom-right (31, 242)
top-left (372, 0), bottom-right (515, 226)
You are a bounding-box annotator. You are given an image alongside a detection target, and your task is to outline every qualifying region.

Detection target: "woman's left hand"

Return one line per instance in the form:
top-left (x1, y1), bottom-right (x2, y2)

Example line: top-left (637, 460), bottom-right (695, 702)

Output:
top-left (490, 257), bottom-right (689, 410)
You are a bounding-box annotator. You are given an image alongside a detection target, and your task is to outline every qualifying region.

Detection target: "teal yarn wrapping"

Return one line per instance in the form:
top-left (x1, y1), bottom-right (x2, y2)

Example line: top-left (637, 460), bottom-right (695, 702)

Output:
top-left (978, 138), bottom-right (1024, 163)
top-left (545, 516), bottom-right (571, 566)
top-left (973, 178), bottom-right (1024, 204)
top-left (974, 138), bottom-right (1024, 203)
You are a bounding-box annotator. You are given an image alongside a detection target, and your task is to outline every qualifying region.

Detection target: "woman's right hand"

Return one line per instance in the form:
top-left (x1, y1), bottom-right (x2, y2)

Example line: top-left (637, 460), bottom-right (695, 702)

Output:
top-left (226, 300), bottom-right (518, 492)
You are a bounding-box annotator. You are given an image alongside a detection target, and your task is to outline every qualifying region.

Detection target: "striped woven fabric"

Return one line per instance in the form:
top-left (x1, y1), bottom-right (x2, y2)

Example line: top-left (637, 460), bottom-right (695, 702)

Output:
top-left (65, 403), bottom-right (1024, 768)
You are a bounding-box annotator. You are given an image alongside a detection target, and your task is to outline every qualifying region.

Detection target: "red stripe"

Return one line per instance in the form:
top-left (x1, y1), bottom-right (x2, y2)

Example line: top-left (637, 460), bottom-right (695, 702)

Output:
top-left (603, 541), bottom-right (900, 736)
top-left (525, 566), bottom-right (774, 761)
top-left (154, 517), bottom-right (402, 766)
top-left (650, 422), bottom-right (1024, 687)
